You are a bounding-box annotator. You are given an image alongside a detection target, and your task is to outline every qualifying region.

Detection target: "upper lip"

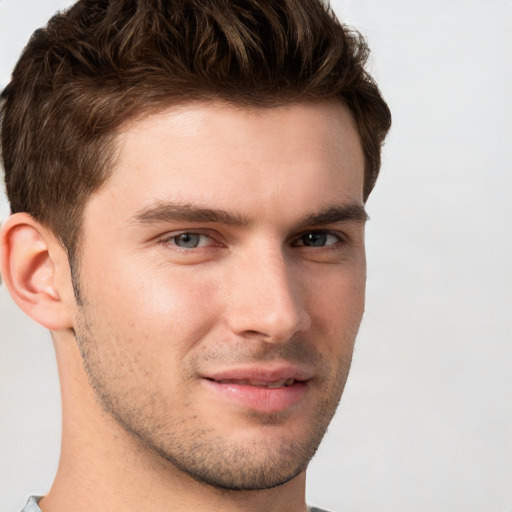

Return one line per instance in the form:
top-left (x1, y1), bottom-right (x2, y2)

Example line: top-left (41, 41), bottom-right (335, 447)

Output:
top-left (202, 362), bottom-right (313, 384)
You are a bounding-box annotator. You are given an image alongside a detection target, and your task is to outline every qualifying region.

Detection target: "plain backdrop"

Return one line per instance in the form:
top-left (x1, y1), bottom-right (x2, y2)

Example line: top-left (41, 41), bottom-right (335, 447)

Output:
top-left (1, 1), bottom-right (511, 511)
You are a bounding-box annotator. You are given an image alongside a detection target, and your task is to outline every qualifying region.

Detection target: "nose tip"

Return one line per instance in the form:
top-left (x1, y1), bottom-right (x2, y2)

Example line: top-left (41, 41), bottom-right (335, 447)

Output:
top-left (226, 252), bottom-right (311, 343)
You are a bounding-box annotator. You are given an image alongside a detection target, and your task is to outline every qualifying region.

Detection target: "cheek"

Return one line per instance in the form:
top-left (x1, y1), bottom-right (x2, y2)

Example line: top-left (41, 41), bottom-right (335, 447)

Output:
top-left (306, 264), bottom-right (366, 339)
top-left (81, 254), bottom-right (224, 356)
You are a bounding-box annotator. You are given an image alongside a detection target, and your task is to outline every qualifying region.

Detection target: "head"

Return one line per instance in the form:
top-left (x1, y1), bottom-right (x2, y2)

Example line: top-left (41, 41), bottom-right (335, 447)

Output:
top-left (1, 0), bottom-right (390, 264)
top-left (0, 0), bottom-right (390, 496)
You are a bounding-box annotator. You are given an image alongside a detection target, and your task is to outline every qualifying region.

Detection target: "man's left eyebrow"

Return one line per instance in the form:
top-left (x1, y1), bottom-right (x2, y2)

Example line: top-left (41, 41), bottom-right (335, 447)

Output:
top-left (297, 203), bottom-right (369, 228)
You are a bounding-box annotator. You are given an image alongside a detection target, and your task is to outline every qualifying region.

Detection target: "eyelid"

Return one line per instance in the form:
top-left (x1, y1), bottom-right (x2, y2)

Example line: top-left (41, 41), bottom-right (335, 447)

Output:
top-left (291, 229), bottom-right (347, 247)
top-left (158, 229), bottom-right (221, 248)
top-left (157, 228), bottom-right (348, 247)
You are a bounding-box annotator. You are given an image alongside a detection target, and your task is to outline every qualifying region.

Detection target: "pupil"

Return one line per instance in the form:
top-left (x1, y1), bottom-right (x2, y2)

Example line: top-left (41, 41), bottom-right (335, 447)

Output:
top-left (304, 233), bottom-right (326, 246)
top-left (176, 233), bottom-right (199, 248)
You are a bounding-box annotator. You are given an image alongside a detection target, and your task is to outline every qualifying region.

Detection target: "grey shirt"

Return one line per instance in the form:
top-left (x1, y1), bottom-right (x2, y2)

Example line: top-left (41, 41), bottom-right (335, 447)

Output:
top-left (20, 497), bottom-right (42, 512)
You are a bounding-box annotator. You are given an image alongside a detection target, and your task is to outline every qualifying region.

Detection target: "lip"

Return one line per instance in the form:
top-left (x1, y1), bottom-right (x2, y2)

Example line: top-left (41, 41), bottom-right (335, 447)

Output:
top-left (201, 362), bottom-right (312, 414)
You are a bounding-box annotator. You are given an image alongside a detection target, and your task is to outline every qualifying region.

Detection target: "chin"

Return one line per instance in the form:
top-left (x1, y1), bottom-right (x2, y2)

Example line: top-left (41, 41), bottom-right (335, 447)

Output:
top-left (139, 409), bottom-right (330, 492)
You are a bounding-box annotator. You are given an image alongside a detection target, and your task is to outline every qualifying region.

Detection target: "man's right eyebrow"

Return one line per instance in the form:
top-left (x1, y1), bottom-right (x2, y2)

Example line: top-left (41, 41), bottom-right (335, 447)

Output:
top-left (131, 201), bottom-right (251, 227)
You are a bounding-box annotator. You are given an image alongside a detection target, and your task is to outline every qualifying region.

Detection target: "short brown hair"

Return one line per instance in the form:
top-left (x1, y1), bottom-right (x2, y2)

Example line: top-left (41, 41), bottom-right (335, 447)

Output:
top-left (1, 0), bottom-right (391, 259)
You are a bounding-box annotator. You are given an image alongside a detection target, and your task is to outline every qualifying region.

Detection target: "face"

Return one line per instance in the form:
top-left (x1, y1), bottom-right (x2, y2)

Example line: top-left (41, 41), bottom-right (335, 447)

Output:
top-left (73, 101), bottom-right (366, 490)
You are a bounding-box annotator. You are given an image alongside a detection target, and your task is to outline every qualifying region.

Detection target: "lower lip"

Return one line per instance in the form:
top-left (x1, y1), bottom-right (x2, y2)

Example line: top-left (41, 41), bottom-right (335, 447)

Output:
top-left (203, 379), bottom-right (309, 413)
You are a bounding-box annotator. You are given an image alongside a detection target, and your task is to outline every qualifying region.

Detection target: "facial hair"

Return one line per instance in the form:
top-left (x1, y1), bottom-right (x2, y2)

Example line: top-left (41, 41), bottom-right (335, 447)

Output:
top-left (74, 302), bottom-right (355, 491)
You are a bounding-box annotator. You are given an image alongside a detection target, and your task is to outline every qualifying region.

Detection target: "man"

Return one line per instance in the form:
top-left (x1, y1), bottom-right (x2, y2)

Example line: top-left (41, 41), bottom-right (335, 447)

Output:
top-left (0, 0), bottom-right (391, 511)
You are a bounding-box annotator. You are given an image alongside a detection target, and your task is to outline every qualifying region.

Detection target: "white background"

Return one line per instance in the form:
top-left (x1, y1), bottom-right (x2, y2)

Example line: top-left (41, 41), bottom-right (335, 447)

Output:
top-left (1, 1), bottom-right (511, 511)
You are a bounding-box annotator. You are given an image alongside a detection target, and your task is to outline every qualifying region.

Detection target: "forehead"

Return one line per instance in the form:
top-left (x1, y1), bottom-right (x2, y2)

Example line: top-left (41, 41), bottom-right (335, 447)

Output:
top-left (87, 100), bottom-right (365, 227)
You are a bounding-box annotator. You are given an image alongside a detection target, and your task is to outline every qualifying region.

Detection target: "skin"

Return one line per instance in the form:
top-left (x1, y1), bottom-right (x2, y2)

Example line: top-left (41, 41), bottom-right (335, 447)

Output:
top-left (1, 100), bottom-right (366, 512)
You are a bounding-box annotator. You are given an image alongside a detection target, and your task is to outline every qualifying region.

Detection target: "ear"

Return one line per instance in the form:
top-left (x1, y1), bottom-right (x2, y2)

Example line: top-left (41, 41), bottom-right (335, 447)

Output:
top-left (0, 213), bottom-right (75, 330)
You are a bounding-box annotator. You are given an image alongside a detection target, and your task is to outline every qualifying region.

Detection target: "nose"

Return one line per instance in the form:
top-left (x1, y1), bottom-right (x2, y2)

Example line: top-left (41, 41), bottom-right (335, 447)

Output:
top-left (225, 246), bottom-right (311, 343)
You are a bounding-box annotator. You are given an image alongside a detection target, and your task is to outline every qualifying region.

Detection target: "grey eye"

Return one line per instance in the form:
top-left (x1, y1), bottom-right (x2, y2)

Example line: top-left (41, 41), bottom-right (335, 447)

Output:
top-left (173, 233), bottom-right (203, 248)
top-left (297, 232), bottom-right (340, 247)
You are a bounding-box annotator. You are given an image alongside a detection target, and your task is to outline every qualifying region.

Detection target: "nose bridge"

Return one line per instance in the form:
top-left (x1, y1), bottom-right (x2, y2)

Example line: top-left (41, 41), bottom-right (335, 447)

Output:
top-left (226, 242), bottom-right (310, 342)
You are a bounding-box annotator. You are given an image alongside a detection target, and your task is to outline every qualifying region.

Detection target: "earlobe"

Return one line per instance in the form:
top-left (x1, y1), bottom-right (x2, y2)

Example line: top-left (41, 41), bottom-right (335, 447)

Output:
top-left (0, 213), bottom-right (74, 330)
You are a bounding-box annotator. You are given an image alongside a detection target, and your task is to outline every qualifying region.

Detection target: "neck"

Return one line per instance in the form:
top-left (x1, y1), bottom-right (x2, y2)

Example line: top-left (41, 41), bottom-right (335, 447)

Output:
top-left (40, 333), bottom-right (307, 512)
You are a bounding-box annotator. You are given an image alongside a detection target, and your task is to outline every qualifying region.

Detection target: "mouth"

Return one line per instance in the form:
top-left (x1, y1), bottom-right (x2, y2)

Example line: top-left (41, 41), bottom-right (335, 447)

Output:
top-left (201, 365), bottom-right (311, 413)
top-left (213, 378), bottom-right (297, 389)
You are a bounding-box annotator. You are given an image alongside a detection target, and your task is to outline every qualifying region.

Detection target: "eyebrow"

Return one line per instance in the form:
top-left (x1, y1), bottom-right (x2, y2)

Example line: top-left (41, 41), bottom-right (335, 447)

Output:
top-left (132, 202), bottom-right (251, 227)
top-left (297, 204), bottom-right (369, 228)
top-left (131, 201), bottom-right (368, 228)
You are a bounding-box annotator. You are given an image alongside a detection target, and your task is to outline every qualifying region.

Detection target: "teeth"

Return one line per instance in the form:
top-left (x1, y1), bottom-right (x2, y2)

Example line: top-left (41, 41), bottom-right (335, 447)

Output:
top-left (217, 378), bottom-right (296, 388)
top-left (267, 380), bottom-right (287, 388)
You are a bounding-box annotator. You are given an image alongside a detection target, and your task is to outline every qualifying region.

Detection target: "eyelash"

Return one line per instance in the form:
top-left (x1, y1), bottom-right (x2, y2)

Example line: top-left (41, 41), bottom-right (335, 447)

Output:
top-left (159, 231), bottom-right (219, 250)
top-left (292, 231), bottom-right (345, 248)
top-left (158, 230), bottom-right (347, 251)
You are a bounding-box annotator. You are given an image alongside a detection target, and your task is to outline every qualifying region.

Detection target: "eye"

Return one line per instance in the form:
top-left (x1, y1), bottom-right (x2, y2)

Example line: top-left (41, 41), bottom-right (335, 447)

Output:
top-left (294, 231), bottom-right (342, 247)
top-left (164, 232), bottom-right (213, 249)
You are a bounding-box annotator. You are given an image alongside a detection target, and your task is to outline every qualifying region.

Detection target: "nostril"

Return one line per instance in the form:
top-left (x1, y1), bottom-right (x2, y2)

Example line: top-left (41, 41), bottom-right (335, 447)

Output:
top-left (243, 329), bottom-right (270, 339)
